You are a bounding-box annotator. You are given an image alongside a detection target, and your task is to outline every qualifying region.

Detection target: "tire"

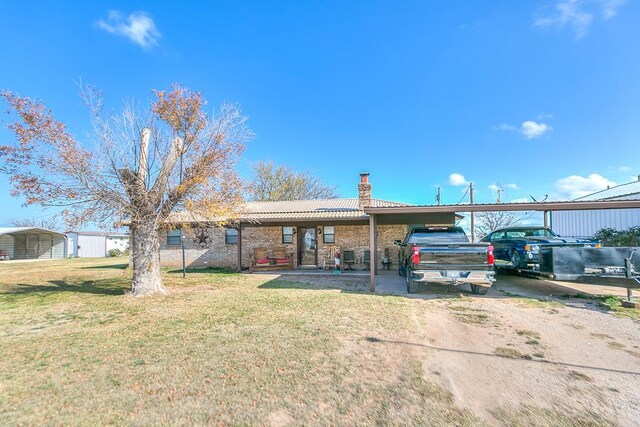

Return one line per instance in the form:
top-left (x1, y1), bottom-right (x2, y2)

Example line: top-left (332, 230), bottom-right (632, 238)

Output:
top-left (398, 262), bottom-right (406, 277)
top-left (511, 250), bottom-right (526, 269)
top-left (406, 269), bottom-right (419, 293)
top-left (470, 285), bottom-right (489, 295)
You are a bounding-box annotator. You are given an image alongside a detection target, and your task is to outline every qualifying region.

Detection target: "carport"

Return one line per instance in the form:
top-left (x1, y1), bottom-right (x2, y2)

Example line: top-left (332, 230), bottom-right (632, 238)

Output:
top-left (364, 199), bottom-right (640, 291)
top-left (0, 227), bottom-right (67, 261)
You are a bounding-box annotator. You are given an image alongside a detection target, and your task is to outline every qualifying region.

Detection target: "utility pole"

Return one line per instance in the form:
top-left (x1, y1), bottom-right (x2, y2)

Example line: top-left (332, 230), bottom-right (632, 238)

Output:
top-left (469, 182), bottom-right (475, 242)
top-left (496, 188), bottom-right (503, 204)
top-left (177, 136), bottom-right (186, 279)
top-left (436, 187), bottom-right (441, 206)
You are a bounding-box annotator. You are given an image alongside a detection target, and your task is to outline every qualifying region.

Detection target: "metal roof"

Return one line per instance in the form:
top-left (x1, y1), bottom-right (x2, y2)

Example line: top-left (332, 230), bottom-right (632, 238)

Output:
top-left (575, 180), bottom-right (640, 201)
top-left (364, 199), bottom-right (640, 214)
top-left (65, 231), bottom-right (129, 237)
top-left (166, 198), bottom-right (408, 223)
top-left (0, 227), bottom-right (66, 236)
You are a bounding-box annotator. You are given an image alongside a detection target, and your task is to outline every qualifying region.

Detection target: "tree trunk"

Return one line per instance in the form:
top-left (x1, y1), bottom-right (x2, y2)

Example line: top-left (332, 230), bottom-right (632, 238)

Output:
top-left (130, 220), bottom-right (168, 297)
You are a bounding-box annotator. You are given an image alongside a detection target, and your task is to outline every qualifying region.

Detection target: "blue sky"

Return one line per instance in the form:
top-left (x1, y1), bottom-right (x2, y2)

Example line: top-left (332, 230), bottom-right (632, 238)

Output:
top-left (1, 0), bottom-right (639, 227)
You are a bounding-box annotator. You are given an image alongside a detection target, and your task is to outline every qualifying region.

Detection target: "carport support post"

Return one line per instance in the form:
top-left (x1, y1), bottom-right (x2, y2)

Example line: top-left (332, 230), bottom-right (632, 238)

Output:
top-left (369, 213), bottom-right (377, 292)
top-left (543, 211), bottom-right (549, 228)
top-left (236, 225), bottom-right (242, 272)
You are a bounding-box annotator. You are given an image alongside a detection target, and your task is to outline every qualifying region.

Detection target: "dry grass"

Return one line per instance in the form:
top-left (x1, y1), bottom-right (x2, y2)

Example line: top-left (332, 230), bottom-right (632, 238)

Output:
top-left (493, 347), bottom-right (526, 359)
top-left (490, 404), bottom-right (614, 427)
top-left (447, 304), bottom-right (493, 325)
top-left (516, 329), bottom-right (541, 340)
top-left (0, 258), bottom-right (479, 426)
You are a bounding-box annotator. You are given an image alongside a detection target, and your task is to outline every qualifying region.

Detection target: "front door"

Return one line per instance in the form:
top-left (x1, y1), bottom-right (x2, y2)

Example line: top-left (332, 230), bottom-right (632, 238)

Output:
top-left (298, 227), bottom-right (317, 266)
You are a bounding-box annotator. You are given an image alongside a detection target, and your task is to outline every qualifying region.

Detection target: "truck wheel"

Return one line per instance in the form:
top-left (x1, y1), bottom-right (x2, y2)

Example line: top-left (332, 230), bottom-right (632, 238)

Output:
top-left (406, 270), bottom-right (419, 293)
top-left (398, 263), bottom-right (406, 277)
top-left (511, 251), bottom-right (526, 269)
top-left (470, 285), bottom-right (488, 295)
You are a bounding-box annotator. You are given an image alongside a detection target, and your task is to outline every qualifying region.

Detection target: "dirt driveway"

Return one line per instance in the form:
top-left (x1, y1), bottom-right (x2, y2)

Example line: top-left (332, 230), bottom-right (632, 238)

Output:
top-left (298, 271), bottom-right (640, 425)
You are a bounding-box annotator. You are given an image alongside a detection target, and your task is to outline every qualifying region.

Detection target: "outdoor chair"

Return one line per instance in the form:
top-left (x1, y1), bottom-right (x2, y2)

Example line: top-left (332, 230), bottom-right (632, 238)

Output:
top-left (342, 250), bottom-right (356, 270)
top-left (249, 247), bottom-right (271, 272)
top-left (322, 245), bottom-right (340, 270)
top-left (363, 250), bottom-right (370, 270)
top-left (272, 246), bottom-right (294, 270)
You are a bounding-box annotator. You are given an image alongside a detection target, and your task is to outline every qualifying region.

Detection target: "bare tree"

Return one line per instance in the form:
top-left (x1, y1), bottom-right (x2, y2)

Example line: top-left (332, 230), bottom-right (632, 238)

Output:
top-left (0, 85), bottom-right (252, 296)
top-left (248, 161), bottom-right (339, 201)
top-left (475, 211), bottom-right (520, 238)
top-left (11, 216), bottom-right (60, 230)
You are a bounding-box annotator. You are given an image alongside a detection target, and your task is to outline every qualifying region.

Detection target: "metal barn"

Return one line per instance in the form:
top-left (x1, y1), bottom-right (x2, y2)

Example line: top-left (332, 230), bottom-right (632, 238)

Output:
top-left (551, 179), bottom-right (640, 238)
top-left (0, 227), bottom-right (67, 260)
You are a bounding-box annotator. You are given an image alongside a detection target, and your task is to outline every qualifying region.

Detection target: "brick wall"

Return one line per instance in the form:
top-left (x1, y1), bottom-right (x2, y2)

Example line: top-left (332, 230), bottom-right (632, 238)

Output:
top-left (159, 226), bottom-right (238, 268)
top-left (159, 223), bottom-right (408, 270)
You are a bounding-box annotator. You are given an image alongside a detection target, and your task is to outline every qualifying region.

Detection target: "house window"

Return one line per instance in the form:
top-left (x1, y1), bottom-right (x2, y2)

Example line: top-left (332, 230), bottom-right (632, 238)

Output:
top-left (282, 226), bottom-right (294, 244)
top-left (167, 229), bottom-right (182, 246)
top-left (225, 228), bottom-right (238, 244)
top-left (323, 226), bottom-right (335, 243)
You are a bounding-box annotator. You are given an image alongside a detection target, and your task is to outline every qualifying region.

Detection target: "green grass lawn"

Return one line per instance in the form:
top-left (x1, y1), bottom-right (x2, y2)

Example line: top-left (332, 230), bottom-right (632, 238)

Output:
top-left (0, 258), bottom-right (478, 425)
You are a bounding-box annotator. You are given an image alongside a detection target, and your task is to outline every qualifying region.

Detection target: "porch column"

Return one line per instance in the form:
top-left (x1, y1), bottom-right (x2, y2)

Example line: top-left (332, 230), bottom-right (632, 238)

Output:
top-left (236, 225), bottom-right (243, 272)
top-left (369, 213), bottom-right (377, 292)
top-left (543, 211), bottom-right (549, 228)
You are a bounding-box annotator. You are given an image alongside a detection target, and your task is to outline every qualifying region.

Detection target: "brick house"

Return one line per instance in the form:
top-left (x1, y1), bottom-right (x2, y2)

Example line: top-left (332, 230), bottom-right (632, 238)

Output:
top-left (159, 174), bottom-right (459, 270)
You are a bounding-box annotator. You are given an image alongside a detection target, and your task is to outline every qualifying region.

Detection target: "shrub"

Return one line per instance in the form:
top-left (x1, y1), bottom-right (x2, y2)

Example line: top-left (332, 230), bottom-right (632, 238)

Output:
top-left (107, 249), bottom-right (123, 257)
top-left (593, 226), bottom-right (640, 247)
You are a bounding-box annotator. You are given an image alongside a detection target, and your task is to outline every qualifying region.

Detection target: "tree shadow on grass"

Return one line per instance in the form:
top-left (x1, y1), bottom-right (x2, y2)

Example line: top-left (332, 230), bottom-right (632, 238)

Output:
top-left (165, 266), bottom-right (238, 276)
top-left (81, 263), bottom-right (129, 270)
top-left (1, 280), bottom-right (127, 297)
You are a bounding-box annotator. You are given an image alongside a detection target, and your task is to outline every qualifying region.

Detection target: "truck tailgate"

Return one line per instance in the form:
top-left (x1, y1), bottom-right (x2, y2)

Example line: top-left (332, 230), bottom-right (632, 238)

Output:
top-left (418, 244), bottom-right (490, 268)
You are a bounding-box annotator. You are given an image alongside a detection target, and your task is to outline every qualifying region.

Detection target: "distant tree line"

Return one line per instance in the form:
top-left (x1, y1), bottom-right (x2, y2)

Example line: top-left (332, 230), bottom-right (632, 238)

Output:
top-left (247, 161), bottom-right (339, 201)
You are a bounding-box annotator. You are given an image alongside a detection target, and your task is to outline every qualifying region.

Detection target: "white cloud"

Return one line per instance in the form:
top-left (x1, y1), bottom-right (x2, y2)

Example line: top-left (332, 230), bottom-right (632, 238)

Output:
top-left (494, 119), bottom-right (552, 139)
top-left (533, 0), bottom-right (627, 39)
top-left (555, 173), bottom-right (615, 199)
top-left (537, 113), bottom-right (554, 120)
top-left (449, 173), bottom-right (469, 186)
top-left (521, 120), bottom-right (552, 139)
top-left (506, 183), bottom-right (518, 189)
top-left (488, 184), bottom-right (500, 192)
top-left (493, 123), bottom-right (517, 131)
top-left (602, 0), bottom-right (626, 19)
top-left (618, 166), bottom-right (632, 172)
top-left (97, 11), bottom-right (161, 49)
top-left (510, 197), bottom-right (531, 203)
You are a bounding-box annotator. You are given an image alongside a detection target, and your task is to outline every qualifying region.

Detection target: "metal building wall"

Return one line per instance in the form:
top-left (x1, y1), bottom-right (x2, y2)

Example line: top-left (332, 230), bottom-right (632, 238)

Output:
top-left (52, 236), bottom-right (67, 258)
top-left (67, 232), bottom-right (78, 257)
top-left (106, 236), bottom-right (129, 253)
top-left (0, 235), bottom-right (14, 259)
top-left (551, 208), bottom-right (640, 238)
top-left (77, 235), bottom-right (107, 257)
top-left (6, 232), bottom-right (66, 259)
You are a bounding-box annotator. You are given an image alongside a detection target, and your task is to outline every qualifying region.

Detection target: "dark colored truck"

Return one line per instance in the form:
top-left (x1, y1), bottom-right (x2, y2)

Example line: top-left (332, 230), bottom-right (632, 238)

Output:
top-left (395, 226), bottom-right (495, 294)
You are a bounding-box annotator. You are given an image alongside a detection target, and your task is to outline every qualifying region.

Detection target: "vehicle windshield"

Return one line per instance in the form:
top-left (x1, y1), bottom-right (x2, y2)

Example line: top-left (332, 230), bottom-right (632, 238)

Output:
top-left (407, 228), bottom-right (469, 244)
top-left (505, 228), bottom-right (557, 238)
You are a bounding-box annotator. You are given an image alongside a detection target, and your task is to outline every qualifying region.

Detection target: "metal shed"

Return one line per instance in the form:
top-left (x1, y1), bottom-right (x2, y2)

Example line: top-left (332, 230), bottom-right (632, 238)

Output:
top-left (66, 231), bottom-right (129, 258)
top-left (0, 227), bottom-right (67, 261)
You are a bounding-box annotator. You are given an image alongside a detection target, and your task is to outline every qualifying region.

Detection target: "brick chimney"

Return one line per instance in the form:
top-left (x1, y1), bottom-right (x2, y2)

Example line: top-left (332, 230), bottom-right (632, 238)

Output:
top-left (358, 173), bottom-right (372, 209)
